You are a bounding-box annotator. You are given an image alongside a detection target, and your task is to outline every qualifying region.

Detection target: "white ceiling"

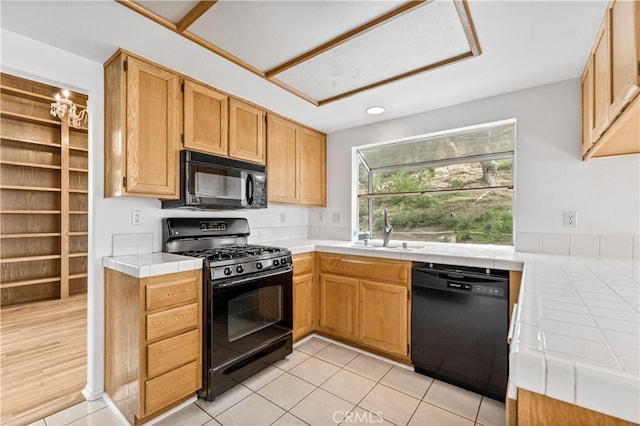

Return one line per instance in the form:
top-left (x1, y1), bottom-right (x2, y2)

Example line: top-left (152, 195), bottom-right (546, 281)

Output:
top-left (0, 1), bottom-right (607, 133)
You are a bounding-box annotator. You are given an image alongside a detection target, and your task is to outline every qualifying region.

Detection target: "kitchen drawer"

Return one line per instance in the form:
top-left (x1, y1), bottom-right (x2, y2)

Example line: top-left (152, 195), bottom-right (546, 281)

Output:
top-left (319, 253), bottom-right (409, 285)
top-left (293, 253), bottom-right (314, 275)
top-left (147, 329), bottom-right (199, 378)
top-left (145, 360), bottom-right (199, 416)
top-left (145, 271), bottom-right (199, 311)
top-left (146, 302), bottom-right (198, 341)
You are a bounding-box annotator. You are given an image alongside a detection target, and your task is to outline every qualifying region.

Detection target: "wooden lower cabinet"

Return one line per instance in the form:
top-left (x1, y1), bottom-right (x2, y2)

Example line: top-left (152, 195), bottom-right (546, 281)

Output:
top-left (292, 253), bottom-right (315, 341)
top-left (359, 280), bottom-right (408, 356)
top-left (514, 388), bottom-right (635, 426)
top-left (317, 253), bottom-right (411, 361)
top-left (319, 274), bottom-right (359, 341)
top-left (105, 268), bottom-right (202, 425)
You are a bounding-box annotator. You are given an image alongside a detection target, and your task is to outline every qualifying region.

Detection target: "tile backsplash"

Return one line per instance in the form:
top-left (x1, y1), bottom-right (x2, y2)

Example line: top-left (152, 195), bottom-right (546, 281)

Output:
top-left (112, 233), bottom-right (153, 256)
top-left (516, 232), bottom-right (640, 259)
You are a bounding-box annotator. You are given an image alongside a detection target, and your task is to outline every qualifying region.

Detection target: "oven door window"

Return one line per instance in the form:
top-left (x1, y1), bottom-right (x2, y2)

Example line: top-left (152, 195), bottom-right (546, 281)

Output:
top-left (228, 286), bottom-right (282, 342)
top-left (210, 270), bottom-right (293, 369)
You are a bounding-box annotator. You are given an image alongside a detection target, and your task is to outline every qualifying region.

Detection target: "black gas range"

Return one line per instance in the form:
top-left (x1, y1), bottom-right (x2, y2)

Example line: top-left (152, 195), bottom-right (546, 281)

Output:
top-left (163, 218), bottom-right (293, 401)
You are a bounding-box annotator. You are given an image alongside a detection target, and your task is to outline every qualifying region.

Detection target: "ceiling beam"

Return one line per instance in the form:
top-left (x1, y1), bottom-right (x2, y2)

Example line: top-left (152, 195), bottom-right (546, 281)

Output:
top-left (176, 1), bottom-right (218, 33)
top-left (116, 1), bottom-right (265, 76)
top-left (264, 0), bottom-right (426, 79)
top-left (317, 51), bottom-right (475, 106)
top-left (454, 0), bottom-right (482, 56)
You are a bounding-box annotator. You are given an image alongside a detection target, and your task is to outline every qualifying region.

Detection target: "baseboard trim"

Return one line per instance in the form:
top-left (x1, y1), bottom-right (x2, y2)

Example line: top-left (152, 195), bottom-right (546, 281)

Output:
top-left (103, 393), bottom-right (131, 426)
top-left (296, 333), bottom-right (413, 371)
top-left (81, 385), bottom-right (103, 401)
top-left (142, 396), bottom-right (197, 426)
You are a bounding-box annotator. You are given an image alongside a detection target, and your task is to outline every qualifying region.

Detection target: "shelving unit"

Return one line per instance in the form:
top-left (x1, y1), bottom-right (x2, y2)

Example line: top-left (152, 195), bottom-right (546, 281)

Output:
top-left (0, 73), bottom-right (89, 305)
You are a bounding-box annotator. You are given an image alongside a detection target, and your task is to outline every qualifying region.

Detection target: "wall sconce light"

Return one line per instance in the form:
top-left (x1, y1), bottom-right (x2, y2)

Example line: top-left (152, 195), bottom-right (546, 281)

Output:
top-left (50, 89), bottom-right (88, 128)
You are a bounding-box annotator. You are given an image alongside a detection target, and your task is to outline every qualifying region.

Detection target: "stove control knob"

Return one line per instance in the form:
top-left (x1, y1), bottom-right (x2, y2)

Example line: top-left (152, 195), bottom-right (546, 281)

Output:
top-left (236, 265), bottom-right (244, 273)
top-left (273, 259), bottom-right (279, 266)
top-left (223, 267), bottom-right (232, 276)
top-left (256, 262), bottom-right (263, 270)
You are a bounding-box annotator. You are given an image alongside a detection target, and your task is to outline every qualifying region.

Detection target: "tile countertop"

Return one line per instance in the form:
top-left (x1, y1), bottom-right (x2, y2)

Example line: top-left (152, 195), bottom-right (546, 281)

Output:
top-left (509, 253), bottom-right (639, 424)
top-left (102, 252), bottom-right (202, 278)
top-left (103, 239), bottom-right (639, 423)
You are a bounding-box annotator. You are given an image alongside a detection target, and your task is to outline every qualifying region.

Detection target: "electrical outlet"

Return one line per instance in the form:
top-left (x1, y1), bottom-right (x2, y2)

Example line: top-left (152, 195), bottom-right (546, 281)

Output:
top-left (319, 212), bottom-right (324, 222)
top-left (332, 212), bottom-right (341, 223)
top-left (563, 211), bottom-right (577, 228)
top-left (131, 210), bottom-right (143, 226)
top-left (280, 212), bottom-right (286, 223)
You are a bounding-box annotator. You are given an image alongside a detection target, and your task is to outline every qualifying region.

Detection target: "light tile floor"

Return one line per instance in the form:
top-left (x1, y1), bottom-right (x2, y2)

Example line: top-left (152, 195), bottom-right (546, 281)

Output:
top-left (30, 337), bottom-right (506, 426)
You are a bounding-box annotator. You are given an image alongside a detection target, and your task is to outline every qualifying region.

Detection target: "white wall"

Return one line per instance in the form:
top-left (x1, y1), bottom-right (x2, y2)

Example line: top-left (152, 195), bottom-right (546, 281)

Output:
top-left (1, 29), bottom-right (309, 400)
top-left (311, 79), bottom-right (640, 240)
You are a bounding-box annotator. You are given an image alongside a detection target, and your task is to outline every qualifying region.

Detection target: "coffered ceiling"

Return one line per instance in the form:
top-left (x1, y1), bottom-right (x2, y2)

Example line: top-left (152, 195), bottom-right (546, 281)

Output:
top-left (0, 1), bottom-right (608, 133)
top-left (119, 0), bottom-right (480, 106)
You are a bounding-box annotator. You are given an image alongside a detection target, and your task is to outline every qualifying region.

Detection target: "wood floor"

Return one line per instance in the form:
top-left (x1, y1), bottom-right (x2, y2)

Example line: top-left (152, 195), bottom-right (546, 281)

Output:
top-left (1, 294), bottom-right (87, 425)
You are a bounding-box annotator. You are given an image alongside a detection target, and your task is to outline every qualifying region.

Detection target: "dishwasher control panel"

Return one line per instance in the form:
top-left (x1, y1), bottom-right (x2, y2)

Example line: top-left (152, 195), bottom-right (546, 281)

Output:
top-left (472, 285), bottom-right (504, 297)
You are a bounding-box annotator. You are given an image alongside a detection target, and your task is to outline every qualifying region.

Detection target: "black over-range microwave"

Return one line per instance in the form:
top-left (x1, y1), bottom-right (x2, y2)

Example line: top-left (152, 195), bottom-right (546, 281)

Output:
top-left (162, 150), bottom-right (267, 210)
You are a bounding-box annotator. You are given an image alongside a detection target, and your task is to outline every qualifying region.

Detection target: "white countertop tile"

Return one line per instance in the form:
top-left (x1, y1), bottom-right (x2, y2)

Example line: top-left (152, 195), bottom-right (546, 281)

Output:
top-left (102, 252), bottom-right (202, 278)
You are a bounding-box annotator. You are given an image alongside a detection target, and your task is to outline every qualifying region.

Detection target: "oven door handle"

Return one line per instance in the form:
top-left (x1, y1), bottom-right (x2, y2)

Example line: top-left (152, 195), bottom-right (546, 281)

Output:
top-left (214, 266), bottom-right (293, 289)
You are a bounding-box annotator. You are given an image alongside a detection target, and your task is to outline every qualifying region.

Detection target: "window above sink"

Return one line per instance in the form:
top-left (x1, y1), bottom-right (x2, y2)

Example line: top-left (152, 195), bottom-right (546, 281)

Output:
top-left (355, 119), bottom-right (515, 246)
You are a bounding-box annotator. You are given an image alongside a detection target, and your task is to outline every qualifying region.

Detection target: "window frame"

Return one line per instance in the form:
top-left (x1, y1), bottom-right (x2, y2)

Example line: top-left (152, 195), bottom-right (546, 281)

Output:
top-left (351, 119), bottom-right (516, 244)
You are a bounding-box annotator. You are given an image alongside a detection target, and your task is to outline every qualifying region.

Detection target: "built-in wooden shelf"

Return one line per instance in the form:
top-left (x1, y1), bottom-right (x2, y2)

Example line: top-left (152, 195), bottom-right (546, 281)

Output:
top-left (1, 73), bottom-right (89, 306)
top-left (0, 160), bottom-right (61, 170)
top-left (0, 276), bottom-right (62, 289)
top-left (69, 273), bottom-right (88, 280)
top-left (1, 110), bottom-right (61, 127)
top-left (0, 254), bottom-right (62, 264)
top-left (0, 136), bottom-right (61, 149)
top-left (0, 210), bottom-right (61, 214)
top-left (0, 233), bottom-right (61, 239)
top-left (0, 84), bottom-right (55, 103)
top-left (0, 185), bottom-right (61, 192)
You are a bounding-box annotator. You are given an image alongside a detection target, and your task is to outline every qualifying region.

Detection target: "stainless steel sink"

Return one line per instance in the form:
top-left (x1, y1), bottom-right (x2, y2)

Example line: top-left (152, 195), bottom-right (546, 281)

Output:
top-left (348, 242), bottom-right (424, 250)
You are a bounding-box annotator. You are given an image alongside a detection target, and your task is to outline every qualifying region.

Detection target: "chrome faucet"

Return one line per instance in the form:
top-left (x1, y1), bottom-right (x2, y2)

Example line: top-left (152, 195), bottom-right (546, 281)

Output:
top-left (382, 208), bottom-right (393, 247)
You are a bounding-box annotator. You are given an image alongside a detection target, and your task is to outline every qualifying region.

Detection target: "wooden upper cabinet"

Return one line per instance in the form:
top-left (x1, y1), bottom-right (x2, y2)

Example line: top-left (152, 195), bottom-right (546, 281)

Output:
top-left (609, 0), bottom-right (639, 121)
top-left (581, 58), bottom-right (594, 156)
top-left (266, 114), bottom-right (327, 206)
top-left (592, 18), bottom-right (610, 142)
top-left (229, 98), bottom-right (265, 164)
top-left (183, 80), bottom-right (228, 156)
top-left (267, 115), bottom-right (298, 203)
top-left (582, 0), bottom-right (640, 159)
top-left (298, 127), bottom-right (327, 206)
top-left (104, 52), bottom-right (181, 198)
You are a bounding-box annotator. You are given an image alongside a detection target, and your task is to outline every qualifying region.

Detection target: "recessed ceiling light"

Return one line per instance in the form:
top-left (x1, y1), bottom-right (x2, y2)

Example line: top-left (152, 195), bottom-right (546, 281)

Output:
top-left (366, 106), bottom-right (385, 115)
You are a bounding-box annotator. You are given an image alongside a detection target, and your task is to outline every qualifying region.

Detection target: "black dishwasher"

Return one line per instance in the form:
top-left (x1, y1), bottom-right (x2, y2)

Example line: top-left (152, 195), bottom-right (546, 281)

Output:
top-left (411, 263), bottom-right (509, 401)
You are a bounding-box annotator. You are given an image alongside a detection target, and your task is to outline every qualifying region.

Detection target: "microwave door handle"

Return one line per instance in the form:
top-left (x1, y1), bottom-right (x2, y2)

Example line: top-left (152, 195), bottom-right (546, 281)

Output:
top-left (246, 174), bottom-right (254, 206)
